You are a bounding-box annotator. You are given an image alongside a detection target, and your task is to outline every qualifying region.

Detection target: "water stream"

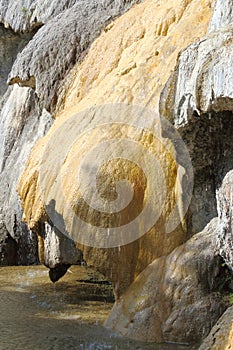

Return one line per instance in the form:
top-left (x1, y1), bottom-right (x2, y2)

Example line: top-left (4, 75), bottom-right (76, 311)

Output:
top-left (0, 266), bottom-right (196, 350)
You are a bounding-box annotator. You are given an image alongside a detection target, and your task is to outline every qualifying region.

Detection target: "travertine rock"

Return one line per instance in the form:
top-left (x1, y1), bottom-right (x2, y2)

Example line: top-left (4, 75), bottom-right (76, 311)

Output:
top-left (105, 219), bottom-right (227, 343)
top-left (17, 0), bottom-right (214, 290)
top-left (0, 0), bottom-right (79, 32)
top-left (0, 85), bottom-right (52, 264)
top-left (199, 305), bottom-right (233, 350)
top-left (0, 25), bottom-right (32, 98)
top-left (161, 28), bottom-right (233, 128)
top-left (18, 103), bottom-right (189, 296)
top-left (1, 0), bottom-right (232, 345)
top-left (0, 0), bottom-right (139, 33)
top-left (209, 0), bottom-right (233, 32)
top-left (217, 170), bottom-right (233, 271)
top-left (159, 1), bottom-right (233, 233)
top-left (0, 0), bottom-right (139, 264)
top-left (8, 1), bottom-right (141, 112)
top-left (62, 0), bottom-right (214, 114)
top-left (160, 0), bottom-right (233, 127)
top-left (41, 223), bottom-right (82, 269)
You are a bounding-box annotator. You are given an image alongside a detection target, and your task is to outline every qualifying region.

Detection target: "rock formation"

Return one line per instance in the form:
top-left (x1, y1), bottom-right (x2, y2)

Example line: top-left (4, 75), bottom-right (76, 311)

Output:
top-left (0, 0), bottom-right (233, 348)
top-left (105, 219), bottom-right (227, 343)
top-left (17, 0), bottom-right (214, 296)
top-left (0, 0), bottom-right (141, 265)
top-left (199, 305), bottom-right (233, 350)
top-left (217, 171), bottom-right (233, 272)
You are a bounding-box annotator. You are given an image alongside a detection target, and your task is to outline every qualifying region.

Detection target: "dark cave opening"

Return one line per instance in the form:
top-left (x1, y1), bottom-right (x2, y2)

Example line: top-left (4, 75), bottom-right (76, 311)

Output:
top-left (179, 111), bottom-right (233, 235)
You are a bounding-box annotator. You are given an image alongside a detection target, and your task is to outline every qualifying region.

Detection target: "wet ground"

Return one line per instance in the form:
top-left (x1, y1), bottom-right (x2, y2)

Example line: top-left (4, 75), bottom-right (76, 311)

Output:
top-left (0, 266), bottom-right (197, 350)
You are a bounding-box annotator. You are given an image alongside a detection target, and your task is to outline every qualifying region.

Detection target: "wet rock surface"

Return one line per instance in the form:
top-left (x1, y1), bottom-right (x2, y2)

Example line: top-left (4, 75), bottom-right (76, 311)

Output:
top-left (199, 305), bottom-right (233, 350)
top-left (160, 0), bottom-right (233, 255)
top-left (105, 219), bottom-right (228, 343)
top-left (216, 170), bottom-right (233, 271)
top-left (17, 0), bottom-right (214, 286)
top-left (0, 0), bottom-right (233, 347)
top-left (0, 0), bottom-right (139, 265)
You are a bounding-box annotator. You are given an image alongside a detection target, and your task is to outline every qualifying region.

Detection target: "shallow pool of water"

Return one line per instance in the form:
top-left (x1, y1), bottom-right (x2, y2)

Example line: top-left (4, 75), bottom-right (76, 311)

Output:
top-left (0, 266), bottom-right (196, 350)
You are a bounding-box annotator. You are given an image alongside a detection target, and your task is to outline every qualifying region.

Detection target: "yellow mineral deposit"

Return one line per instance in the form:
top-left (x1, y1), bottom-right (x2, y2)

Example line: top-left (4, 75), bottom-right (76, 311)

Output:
top-left (18, 0), bottom-right (214, 298)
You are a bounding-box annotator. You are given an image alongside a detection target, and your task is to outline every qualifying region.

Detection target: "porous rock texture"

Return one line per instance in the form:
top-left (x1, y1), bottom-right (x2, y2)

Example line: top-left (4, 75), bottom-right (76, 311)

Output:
top-left (0, 25), bottom-right (32, 98)
top-left (0, 86), bottom-right (51, 264)
top-left (17, 0), bottom-right (214, 297)
top-left (2, 0), bottom-right (233, 347)
top-left (0, 0), bottom-right (140, 264)
top-left (160, 0), bottom-right (233, 233)
top-left (8, 0), bottom-right (142, 113)
top-left (160, 0), bottom-right (233, 346)
top-left (105, 219), bottom-right (227, 343)
top-left (0, 25), bottom-right (36, 264)
top-left (199, 305), bottom-right (233, 350)
top-left (217, 170), bottom-right (233, 272)
top-left (62, 0), bottom-right (214, 114)
top-left (0, 0), bottom-right (139, 33)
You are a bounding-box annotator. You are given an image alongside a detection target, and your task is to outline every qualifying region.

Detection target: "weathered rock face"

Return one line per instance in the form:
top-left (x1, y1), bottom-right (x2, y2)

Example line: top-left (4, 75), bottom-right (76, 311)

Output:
top-left (0, 85), bottom-right (52, 264)
top-left (160, 0), bottom-right (233, 234)
top-left (216, 170), bottom-right (233, 271)
top-left (156, 1), bottom-right (233, 344)
top-left (17, 0), bottom-right (214, 295)
top-left (18, 103), bottom-right (190, 296)
top-left (0, 25), bottom-right (37, 262)
top-left (0, 0), bottom-right (139, 33)
top-left (105, 219), bottom-right (227, 343)
top-left (161, 29), bottom-right (233, 128)
top-left (0, 0), bottom-right (140, 265)
top-left (8, 0), bottom-right (142, 113)
top-left (0, 220), bottom-right (17, 265)
top-left (62, 0), bottom-right (214, 114)
top-left (0, 25), bottom-right (32, 98)
top-left (209, 0), bottom-right (233, 33)
top-left (199, 305), bottom-right (233, 350)
top-left (2, 0), bottom-right (233, 346)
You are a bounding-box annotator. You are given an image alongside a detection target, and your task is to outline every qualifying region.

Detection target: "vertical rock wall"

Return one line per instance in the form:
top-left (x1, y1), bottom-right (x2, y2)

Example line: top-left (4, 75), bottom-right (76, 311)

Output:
top-left (0, 0), bottom-right (141, 264)
top-left (1, 0), bottom-right (233, 347)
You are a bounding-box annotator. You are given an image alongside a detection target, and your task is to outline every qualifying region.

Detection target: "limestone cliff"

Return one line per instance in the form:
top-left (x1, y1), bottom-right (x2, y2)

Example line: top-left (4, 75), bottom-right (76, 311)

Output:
top-left (1, 0), bottom-right (233, 348)
top-left (105, 219), bottom-right (226, 343)
top-left (17, 0), bottom-right (214, 297)
top-left (199, 305), bottom-right (233, 350)
top-left (0, 0), bottom-right (140, 264)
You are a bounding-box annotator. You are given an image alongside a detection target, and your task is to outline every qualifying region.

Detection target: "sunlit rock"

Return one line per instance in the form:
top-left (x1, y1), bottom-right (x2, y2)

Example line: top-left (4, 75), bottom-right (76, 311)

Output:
top-left (199, 305), bottom-right (233, 350)
top-left (17, 0), bottom-right (214, 295)
top-left (0, 0), bottom-right (139, 264)
top-left (105, 219), bottom-right (228, 343)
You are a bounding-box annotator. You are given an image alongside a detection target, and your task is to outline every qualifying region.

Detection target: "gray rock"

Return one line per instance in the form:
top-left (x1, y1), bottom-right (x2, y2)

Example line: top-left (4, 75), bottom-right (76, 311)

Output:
top-left (199, 305), bottom-right (233, 350)
top-left (0, 0), bottom-right (140, 264)
top-left (209, 0), bottom-right (233, 32)
top-left (163, 28), bottom-right (233, 128)
top-left (0, 85), bottom-right (52, 264)
top-left (105, 219), bottom-right (227, 343)
top-left (160, 1), bottom-right (233, 235)
top-left (8, 0), bottom-right (141, 113)
top-left (0, 0), bottom-right (139, 33)
top-left (42, 223), bottom-right (82, 269)
top-left (0, 0), bottom-right (77, 32)
top-left (216, 170), bottom-right (233, 271)
top-left (0, 25), bottom-right (32, 98)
